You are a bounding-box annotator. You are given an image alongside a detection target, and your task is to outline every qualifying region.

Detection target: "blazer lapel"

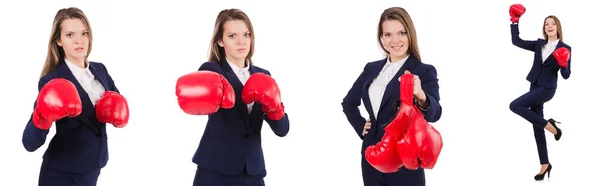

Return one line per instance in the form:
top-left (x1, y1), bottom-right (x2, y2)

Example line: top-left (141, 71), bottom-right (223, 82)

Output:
top-left (88, 63), bottom-right (109, 92)
top-left (363, 59), bottom-right (386, 119)
top-left (377, 56), bottom-right (419, 118)
top-left (218, 60), bottom-right (251, 128)
top-left (56, 61), bottom-right (101, 134)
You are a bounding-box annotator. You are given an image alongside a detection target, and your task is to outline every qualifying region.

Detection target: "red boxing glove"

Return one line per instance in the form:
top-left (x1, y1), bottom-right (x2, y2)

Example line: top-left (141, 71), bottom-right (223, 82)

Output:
top-left (509, 4), bottom-right (526, 23)
top-left (242, 73), bottom-right (285, 120)
top-left (176, 71), bottom-right (235, 115)
top-left (395, 74), bottom-right (443, 170)
top-left (553, 47), bottom-right (570, 68)
top-left (96, 91), bottom-right (130, 128)
top-left (364, 73), bottom-right (415, 173)
top-left (33, 78), bottom-right (82, 130)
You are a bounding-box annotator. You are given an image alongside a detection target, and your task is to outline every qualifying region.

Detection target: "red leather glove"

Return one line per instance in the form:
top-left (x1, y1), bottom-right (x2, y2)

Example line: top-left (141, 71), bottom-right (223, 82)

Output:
top-left (364, 73), bottom-right (415, 173)
top-left (33, 78), bottom-right (82, 130)
top-left (509, 4), bottom-right (526, 23)
top-left (242, 73), bottom-right (285, 120)
top-left (96, 91), bottom-right (130, 128)
top-left (553, 47), bottom-right (570, 68)
top-left (395, 74), bottom-right (444, 170)
top-left (176, 71), bottom-right (235, 115)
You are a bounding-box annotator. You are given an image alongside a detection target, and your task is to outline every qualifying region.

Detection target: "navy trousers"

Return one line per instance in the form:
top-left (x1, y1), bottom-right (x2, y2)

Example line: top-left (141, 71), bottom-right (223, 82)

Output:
top-left (193, 165), bottom-right (266, 186)
top-left (361, 156), bottom-right (426, 186)
top-left (510, 83), bottom-right (556, 164)
top-left (38, 163), bottom-right (101, 186)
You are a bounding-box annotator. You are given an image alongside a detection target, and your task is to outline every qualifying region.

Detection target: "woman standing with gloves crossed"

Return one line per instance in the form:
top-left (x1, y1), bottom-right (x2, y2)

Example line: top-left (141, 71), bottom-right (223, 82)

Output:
top-left (508, 4), bottom-right (572, 181)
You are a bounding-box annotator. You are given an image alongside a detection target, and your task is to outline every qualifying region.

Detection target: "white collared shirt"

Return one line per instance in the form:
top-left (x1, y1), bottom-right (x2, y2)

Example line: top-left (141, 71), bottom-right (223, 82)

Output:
top-left (64, 58), bottom-right (106, 106)
top-left (226, 58), bottom-right (254, 113)
top-left (369, 55), bottom-right (409, 118)
top-left (541, 39), bottom-right (560, 63)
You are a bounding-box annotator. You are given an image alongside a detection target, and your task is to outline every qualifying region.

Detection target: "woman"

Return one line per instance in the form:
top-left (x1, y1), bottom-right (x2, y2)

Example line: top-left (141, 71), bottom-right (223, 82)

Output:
top-left (174, 8), bottom-right (290, 186)
top-left (21, 7), bottom-right (130, 186)
top-left (508, 4), bottom-right (571, 181)
top-left (341, 7), bottom-right (442, 186)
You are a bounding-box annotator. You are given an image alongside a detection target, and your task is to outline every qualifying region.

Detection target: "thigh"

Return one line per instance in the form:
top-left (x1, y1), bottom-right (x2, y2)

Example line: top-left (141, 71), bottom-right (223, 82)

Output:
top-left (38, 164), bottom-right (76, 186)
top-left (193, 166), bottom-right (241, 186)
top-left (361, 157), bottom-right (385, 186)
top-left (512, 87), bottom-right (555, 107)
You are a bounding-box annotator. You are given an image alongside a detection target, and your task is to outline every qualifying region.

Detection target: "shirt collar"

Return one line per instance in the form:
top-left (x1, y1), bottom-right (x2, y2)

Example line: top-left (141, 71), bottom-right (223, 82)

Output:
top-left (226, 58), bottom-right (250, 72)
top-left (387, 54), bottom-right (410, 67)
top-left (547, 39), bottom-right (560, 46)
top-left (65, 58), bottom-right (93, 78)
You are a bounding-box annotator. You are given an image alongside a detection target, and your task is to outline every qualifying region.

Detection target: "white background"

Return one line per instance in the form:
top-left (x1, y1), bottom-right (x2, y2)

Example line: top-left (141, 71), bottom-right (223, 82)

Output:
top-left (0, 0), bottom-right (597, 186)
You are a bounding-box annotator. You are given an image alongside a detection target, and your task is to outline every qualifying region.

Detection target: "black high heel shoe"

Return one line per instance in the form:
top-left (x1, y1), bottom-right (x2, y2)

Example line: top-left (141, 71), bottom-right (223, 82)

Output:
top-left (548, 118), bottom-right (562, 141)
top-left (534, 164), bottom-right (552, 181)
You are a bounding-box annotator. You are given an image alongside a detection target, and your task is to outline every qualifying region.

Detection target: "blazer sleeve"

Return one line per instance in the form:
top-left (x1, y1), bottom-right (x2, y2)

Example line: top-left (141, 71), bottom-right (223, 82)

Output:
top-left (560, 46), bottom-right (572, 79)
top-left (22, 77), bottom-right (52, 152)
top-left (262, 70), bottom-right (290, 137)
top-left (510, 24), bottom-right (536, 52)
top-left (417, 65), bottom-right (442, 123)
top-left (342, 63), bottom-right (369, 139)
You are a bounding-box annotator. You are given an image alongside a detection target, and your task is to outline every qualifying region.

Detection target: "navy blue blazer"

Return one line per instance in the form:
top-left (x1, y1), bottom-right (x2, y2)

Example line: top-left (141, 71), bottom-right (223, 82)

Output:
top-left (22, 60), bottom-right (119, 174)
top-left (192, 60), bottom-right (290, 176)
top-left (342, 55), bottom-right (442, 143)
top-left (511, 24), bottom-right (572, 88)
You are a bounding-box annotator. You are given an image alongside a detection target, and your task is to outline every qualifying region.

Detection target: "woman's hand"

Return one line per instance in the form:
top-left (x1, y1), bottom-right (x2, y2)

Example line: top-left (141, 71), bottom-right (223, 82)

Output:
top-left (362, 119), bottom-right (371, 136)
top-left (399, 70), bottom-right (426, 105)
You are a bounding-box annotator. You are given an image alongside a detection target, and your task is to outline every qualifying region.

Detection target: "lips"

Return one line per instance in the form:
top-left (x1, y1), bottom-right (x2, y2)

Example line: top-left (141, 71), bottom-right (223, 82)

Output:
top-left (391, 45), bottom-right (403, 50)
top-left (75, 47), bottom-right (84, 51)
top-left (237, 48), bottom-right (247, 52)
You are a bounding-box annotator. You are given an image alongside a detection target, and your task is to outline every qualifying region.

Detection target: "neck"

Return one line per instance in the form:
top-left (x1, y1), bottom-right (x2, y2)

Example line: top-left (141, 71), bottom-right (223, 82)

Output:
top-left (67, 57), bottom-right (86, 68)
top-left (226, 56), bottom-right (246, 68)
top-left (548, 36), bottom-right (558, 41)
top-left (389, 53), bottom-right (408, 63)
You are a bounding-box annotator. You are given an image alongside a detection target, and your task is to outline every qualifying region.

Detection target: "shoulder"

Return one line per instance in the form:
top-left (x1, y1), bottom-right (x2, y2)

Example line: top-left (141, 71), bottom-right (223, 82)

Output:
top-left (251, 64), bottom-right (271, 75)
top-left (198, 61), bottom-right (224, 73)
top-left (37, 70), bottom-right (61, 90)
top-left (536, 38), bottom-right (546, 43)
top-left (89, 61), bottom-right (108, 72)
top-left (363, 58), bottom-right (386, 70)
top-left (562, 42), bottom-right (571, 50)
top-left (413, 61), bottom-right (438, 78)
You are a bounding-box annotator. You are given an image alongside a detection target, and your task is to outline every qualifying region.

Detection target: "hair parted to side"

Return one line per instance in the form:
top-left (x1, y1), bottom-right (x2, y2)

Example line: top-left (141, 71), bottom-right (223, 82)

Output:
top-left (208, 9), bottom-right (255, 64)
top-left (543, 15), bottom-right (563, 41)
top-left (377, 7), bottom-right (422, 62)
top-left (40, 7), bottom-right (93, 78)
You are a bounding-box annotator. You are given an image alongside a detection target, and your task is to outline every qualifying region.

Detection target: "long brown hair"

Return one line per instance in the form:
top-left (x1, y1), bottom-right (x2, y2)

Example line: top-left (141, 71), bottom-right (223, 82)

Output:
top-left (543, 15), bottom-right (563, 41)
top-left (40, 7), bottom-right (93, 78)
top-left (377, 7), bottom-right (422, 62)
top-left (208, 9), bottom-right (255, 64)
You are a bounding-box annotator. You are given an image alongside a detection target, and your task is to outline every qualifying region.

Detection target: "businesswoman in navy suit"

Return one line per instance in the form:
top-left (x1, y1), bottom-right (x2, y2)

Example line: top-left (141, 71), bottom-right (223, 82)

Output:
top-left (175, 8), bottom-right (290, 186)
top-left (22, 7), bottom-right (130, 186)
top-left (508, 4), bottom-right (572, 181)
top-left (342, 7), bottom-right (442, 186)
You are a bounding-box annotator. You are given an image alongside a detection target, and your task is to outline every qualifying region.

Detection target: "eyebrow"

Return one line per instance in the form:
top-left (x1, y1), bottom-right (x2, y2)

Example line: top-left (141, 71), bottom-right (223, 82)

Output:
top-left (226, 31), bottom-right (251, 34)
top-left (383, 30), bottom-right (406, 33)
top-left (63, 29), bottom-right (89, 33)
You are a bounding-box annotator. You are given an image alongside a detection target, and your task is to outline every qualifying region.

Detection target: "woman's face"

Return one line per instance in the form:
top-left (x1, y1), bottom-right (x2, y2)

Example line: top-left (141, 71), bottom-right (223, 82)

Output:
top-left (544, 18), bottom-right (558, 39)
top-left (381, 19), bottom-right (409, 62)
top-left (218, 19), bottom-right (251, 63)
top-left (57, 18), bottom-right (89, 62)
